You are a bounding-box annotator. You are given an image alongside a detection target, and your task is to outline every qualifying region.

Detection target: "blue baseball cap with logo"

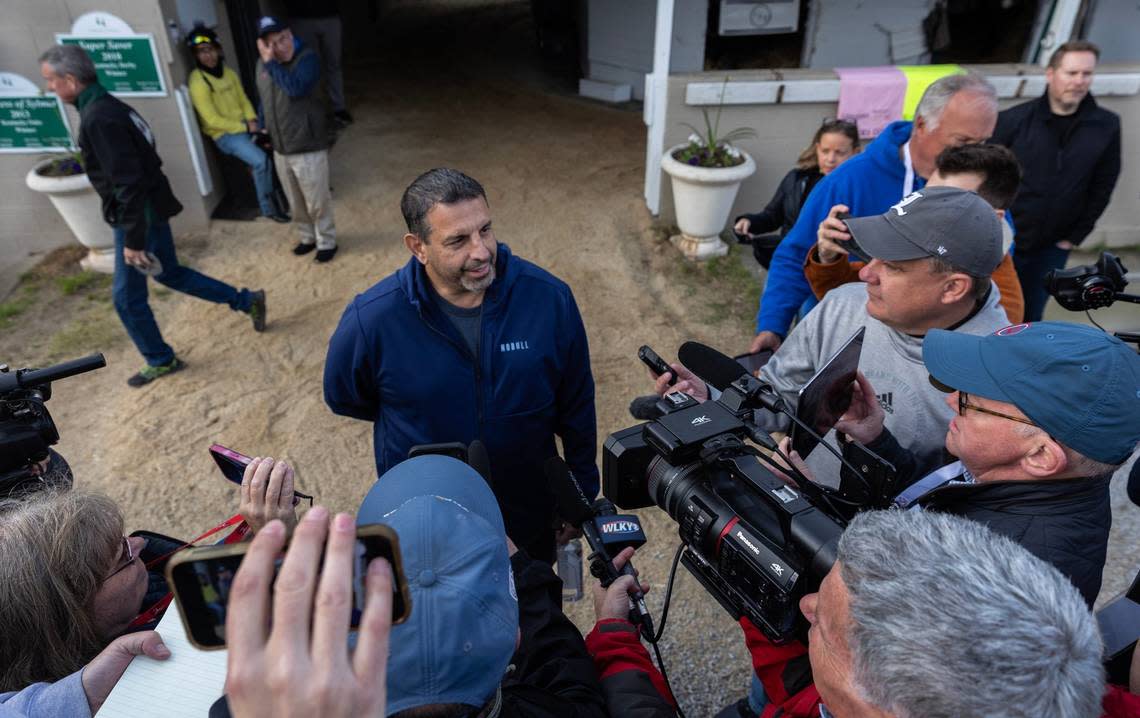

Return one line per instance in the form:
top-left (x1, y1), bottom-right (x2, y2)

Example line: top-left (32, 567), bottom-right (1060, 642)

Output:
top-left (358, 455), bottom-right (518, 715)
top-left (256, 15), bottom-right (289, 38)
top-left (923, 321), bottom-right (1140, 465)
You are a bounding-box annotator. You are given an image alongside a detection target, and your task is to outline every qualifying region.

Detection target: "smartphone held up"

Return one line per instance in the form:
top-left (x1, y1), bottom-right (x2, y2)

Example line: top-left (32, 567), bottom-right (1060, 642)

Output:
top-left (166, 524), bottom-right (412, 650)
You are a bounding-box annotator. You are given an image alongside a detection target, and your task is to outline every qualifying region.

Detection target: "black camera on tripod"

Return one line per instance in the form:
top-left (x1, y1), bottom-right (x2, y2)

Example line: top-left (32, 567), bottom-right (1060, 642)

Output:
top-left (0, 353), bottom-right (106, 495)
top-left (602, 350), bottom-right (892, 644)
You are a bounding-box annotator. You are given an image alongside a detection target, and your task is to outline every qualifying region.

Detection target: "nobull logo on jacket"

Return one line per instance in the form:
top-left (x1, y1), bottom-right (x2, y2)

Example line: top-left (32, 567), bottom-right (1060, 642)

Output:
top-left (500, 341), bottom-right (530, 352)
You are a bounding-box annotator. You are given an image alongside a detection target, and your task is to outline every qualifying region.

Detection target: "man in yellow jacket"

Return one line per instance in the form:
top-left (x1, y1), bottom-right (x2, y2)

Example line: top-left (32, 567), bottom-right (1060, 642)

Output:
top-left (187, 26), bottom-right (288, 223)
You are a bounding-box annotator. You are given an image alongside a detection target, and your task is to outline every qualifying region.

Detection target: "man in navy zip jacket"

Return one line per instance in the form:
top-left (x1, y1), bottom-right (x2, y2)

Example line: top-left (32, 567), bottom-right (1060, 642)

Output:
top-left (749, 73), bottom-right (998, 355)
top-left (324, 168), bottom-right (597, 561)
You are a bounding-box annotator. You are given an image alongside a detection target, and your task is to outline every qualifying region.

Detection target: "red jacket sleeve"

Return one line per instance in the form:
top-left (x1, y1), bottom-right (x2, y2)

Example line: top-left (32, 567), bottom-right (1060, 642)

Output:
top-left (1101, 684), bottom-right (1140, 718)
top-left (585, 619), bottom-right (676, 716)
top-left (740, 617), bottom-right (823, 718)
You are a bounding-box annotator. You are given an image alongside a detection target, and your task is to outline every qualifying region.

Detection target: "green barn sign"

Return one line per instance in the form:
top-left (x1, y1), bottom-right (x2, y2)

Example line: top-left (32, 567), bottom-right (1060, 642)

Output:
top-left (57, 34), bottom-right (167, 97)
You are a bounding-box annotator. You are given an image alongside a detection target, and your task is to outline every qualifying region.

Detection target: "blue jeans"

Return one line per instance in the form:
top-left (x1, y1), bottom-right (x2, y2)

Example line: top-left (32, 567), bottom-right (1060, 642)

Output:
top-left (748, 672), bottom-right (770, 714)
top-left (214, 132), bottom-right (276, 217)
top-left (1012, 244), bottom-right (1070, 322)
top-left (113, 222), bottom-right (251, 366)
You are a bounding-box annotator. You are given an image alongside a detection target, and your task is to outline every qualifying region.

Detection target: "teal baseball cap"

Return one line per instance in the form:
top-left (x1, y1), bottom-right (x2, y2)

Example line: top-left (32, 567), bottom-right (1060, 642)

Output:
top-left (358, 455), bottom-right (518, 715)
top-left (923, 321), bottom-right (1140, 465)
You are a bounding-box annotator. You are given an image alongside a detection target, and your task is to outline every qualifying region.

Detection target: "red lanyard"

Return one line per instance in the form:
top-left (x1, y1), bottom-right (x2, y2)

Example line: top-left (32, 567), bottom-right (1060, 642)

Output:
top-left (127, 514), bottom-right (251, 629)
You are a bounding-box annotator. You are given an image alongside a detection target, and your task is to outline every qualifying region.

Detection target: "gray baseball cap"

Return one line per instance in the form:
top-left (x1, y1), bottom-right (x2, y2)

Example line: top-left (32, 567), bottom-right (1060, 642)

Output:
top-left (843, 186), bottom-right (1002, 276)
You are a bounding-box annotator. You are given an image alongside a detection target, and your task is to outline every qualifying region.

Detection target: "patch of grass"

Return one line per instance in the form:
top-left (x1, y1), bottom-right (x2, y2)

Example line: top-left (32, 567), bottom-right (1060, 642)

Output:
top-left (650, 224), bottom-right (761, 330)
top-left (153, 287), bottom-right (172, 299)
top-left (45, 310), bottom-right (122, 360)
top-left (0, 283), bottom-right (44, 328)
top-left (56, 270), bottom-right (110, 295)
top-left (21, 246), bottom-right (88, 281)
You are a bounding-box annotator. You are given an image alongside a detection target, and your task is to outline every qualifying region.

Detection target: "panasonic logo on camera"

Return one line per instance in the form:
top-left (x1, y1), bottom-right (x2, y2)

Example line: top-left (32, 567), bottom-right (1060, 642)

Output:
top-left (735, 530), bottom-right (761, 556)
top-left (601, 520), bottom-right (639, 534)
top-left (691, 415), bottom-right (711, 426)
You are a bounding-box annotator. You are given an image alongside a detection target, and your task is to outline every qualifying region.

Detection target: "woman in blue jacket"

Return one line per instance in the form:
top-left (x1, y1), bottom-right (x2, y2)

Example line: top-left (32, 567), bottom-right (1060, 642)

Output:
top-left (733, 120), bottom-right (859, 269)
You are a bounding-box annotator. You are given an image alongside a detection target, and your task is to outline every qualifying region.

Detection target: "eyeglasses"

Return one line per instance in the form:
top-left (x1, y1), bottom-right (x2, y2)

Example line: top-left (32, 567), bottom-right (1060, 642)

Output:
top-left (105, 536), bottom-right (136, 580)
top-left (957, 391), bottom-right (1037, 427)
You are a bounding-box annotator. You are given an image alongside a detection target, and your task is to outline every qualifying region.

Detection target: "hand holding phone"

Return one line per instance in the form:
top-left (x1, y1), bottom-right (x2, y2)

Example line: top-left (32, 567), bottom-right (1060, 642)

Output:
top-left (638, 345), bottom-right (676, 385)
top-left (210, 444), bottom-right (313, 508)
top-left (222, 511), bottom-right (392, 717)
top-left (240, 457), bottom-right (299, 533)
top-left (166, 517), bottom-right (410, 651)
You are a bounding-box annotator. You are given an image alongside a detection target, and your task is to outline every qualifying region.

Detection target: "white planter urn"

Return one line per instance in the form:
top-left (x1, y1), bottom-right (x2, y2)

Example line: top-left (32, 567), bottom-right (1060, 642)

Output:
top-left (25, 159), bottom-right (114, 274)
top-left (661, 144), bottom-right (756, 260)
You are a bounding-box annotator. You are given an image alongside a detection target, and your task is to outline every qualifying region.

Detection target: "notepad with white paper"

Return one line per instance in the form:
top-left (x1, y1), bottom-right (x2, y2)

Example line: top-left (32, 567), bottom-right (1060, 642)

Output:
top-left (98, 606), bottom-right (228, 717)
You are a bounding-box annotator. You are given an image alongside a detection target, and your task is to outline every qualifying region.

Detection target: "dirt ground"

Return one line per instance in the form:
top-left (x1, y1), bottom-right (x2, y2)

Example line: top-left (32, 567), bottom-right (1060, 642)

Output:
top-left (2, 2), bottom-right (1137, 715)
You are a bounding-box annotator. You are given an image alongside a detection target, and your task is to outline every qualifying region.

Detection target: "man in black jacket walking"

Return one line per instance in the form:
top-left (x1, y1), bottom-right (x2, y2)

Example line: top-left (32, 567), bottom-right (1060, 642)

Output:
top-left (39, 44), bottom-right (266, 387)
top-left (815, 321), bottom-right (1139, 607)
top-left (991, 41), bottom-right (1121, 322)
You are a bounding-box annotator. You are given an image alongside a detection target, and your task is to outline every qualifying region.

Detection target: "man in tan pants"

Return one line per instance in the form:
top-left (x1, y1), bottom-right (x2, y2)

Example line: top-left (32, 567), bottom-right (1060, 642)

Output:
top-left (255, 15), bottom-right (338, 263)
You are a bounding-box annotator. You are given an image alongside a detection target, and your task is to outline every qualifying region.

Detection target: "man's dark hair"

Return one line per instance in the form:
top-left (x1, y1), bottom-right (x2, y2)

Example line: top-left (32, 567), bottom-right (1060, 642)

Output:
top-left (400, 168), bottom-right (487, 241)
top-left (934, 144), bottom-right (1021, 210)
top-left (1048, 40), bottom-right (1100, 69)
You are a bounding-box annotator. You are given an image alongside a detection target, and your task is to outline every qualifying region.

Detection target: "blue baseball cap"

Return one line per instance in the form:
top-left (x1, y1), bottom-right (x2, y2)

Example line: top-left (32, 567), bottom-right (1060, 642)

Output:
top-left (923, 321), bottom-right (1140, 465)
top-left (358, 455), bottom-right (518, 715)
top-left (256, 15), bottom-right (288, 38)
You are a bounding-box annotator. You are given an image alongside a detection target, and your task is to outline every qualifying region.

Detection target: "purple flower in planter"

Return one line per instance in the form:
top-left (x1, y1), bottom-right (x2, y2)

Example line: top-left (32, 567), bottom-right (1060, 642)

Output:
top-left (688, 157), bottom-right (699, 166)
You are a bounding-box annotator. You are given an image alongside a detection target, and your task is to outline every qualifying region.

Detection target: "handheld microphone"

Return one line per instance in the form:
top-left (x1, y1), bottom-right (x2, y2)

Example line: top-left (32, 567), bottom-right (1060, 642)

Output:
top-left (544, 456), bottom-right (655, 641)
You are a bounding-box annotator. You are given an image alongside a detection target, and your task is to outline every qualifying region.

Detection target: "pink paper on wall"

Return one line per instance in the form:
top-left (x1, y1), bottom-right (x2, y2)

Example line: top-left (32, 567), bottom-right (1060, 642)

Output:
top-left (835, 66), bottom-right (907, 139)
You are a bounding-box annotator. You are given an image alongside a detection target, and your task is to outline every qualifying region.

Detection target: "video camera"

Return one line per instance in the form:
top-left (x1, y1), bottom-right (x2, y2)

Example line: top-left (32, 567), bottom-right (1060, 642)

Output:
top-left (602, 344), bottom-right (891, 644)
top-left (1045, 251), bottom-right (1139, 345)
top-left (0, 353), bottom-right (105, 494)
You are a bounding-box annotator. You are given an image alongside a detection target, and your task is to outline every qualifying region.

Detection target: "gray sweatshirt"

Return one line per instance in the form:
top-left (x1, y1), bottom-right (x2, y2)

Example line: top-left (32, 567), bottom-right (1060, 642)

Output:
top-left (758, 281), bottom-right (1009, 486)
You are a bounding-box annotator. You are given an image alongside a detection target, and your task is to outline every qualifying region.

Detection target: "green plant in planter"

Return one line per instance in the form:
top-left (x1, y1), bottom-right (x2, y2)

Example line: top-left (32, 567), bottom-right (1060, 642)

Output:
top-left (673, 79), bottom-right (756, 168)
top-left (36, 152), bottom-right (84, 178)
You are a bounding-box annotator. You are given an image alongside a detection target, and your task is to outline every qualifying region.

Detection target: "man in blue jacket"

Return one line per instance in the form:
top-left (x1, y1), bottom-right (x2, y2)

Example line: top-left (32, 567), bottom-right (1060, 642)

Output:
top-left (748, 73), bottom-right (998, 355)
top-left (324, 168), bottom-right (598, 561)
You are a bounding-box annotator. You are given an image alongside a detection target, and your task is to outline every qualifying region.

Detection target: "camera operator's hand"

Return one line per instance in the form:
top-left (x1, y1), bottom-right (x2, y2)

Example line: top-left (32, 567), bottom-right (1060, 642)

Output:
top-left (749, 331), bottom-right (782, 356)
top-left (225, 509), bottom-right (392, 718)
top-left (81, 631), bottom-right (170, 713)
top-left (591, 547), bottom-right (651, 623)
top-left (733, 217), bottom-right (752, 237)
top-left (651, 362), bottom-right (708, 403)
top-left (771, 436), bottom-right (817, 487)
top-left (816, 204), bottom-right (852, 264)
top-left (239, 457), bottom-right (299, 534)
top-left (834, 372), bottom-right (884, 445)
